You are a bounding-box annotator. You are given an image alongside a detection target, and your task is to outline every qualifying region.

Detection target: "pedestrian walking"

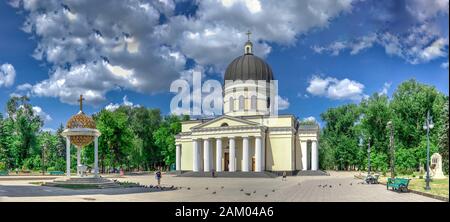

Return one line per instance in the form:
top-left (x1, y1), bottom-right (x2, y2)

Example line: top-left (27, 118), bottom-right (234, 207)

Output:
top-left (155, 168), bottom-right (162, 187)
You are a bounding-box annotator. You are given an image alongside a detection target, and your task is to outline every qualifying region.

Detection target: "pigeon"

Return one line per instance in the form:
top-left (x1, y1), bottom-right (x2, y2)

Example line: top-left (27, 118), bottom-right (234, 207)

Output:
top-left (339, 184), bottom-right (341, 186)
top-left (253, 190), bottom-right (256, 194)
top-left (245, 193), bottom-right (251, 196)
top-left (318, 185), bottom-right (322, 187)
top-left (240, 189), bottom-right (244, 192)
top-left (264, 194), bottom-right (268, 197)
top-left (350, 183), bottom-right (353, 186)
top-left (329, 185), bottom-right (332, 188)
top-left (205, 187), bottom-right (208, 190)
top-left (221, 186), bottom-right (224, 189)
top-left (212, 191), bottom-right (216, 194)
top-left (170, 185), bottom-right (174, 189)
top-left (272, 189), bottom-right (275, 192)
top-left (187, 187), bottom-right (191, 190)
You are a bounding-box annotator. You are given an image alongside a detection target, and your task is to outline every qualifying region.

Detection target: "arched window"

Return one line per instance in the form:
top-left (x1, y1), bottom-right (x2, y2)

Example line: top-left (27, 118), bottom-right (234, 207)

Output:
top-left (229, 97), bottom-right (234, 111)
top-left (267, 97), bottom-right (270, 108)
top-left (221, 123), bottom-right (229, 127)
top-left (239, 95), bottom-right (245, 111)
top-left (251, 95), bottom-right (257, 111)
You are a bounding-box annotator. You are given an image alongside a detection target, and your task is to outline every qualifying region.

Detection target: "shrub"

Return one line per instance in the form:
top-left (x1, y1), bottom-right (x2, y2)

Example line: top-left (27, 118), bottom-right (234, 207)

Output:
top-left (0, 162), bottom-right (6, 171)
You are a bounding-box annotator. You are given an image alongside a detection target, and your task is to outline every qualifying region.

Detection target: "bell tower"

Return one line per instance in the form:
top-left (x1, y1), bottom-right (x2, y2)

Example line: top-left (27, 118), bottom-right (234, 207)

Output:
top-left (244, 30), bottom-right (253, 55)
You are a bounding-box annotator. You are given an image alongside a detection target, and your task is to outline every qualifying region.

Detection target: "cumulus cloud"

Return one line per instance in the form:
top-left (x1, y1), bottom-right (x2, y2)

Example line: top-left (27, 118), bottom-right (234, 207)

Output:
top-left (307, 75), bottom-right (367, 101)
top-left (10, 0), bottom-right (357, 106)
top-left (0, 63), bottom-right (16, 87)
top-left (311, 0), bottom-right (449, 64)
top-left (378, 82), bottom-right (392, 96)
top-left (32, 106), bottom-right (52, 122)
top-left (105, 95), bottom-right (140, 111)
top-left (441, 61), bottom-right (449, 69)
top-left (276, 95), bottom-right (290, 110)
top-left (303, 116), bottom-right (316, 122)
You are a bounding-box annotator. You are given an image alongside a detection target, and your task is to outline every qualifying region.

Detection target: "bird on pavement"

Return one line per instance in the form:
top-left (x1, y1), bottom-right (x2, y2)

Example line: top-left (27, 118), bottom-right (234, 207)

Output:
top-left (240, 188), bottom-right (244, 192)
top-left (272, 189), bottom-right (275, 192)
top-left (221, 186), bottom-right (224, 189)
top-left (212, 191), bottom-right (216, 194)
top-left (245, 193), bottom-right (251, 196)
top-left (253, 190), bottom-right (256, 194)
top-left (265, 194), bottom-right (268, 197)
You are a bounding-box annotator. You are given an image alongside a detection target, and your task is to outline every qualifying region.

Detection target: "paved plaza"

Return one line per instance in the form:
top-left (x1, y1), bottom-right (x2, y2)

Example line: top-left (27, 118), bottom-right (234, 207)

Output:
top-left (0, 171), bottom-right (441, 202)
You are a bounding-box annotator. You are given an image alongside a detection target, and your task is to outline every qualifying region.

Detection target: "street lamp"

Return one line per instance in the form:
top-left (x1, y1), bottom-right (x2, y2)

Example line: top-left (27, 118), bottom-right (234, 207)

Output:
top-left (387, 121), bottom-right (395, 179)
top-left (367, 137), bottom-right (371, 176)
top-left (423, 110), bottom-right (434, 191)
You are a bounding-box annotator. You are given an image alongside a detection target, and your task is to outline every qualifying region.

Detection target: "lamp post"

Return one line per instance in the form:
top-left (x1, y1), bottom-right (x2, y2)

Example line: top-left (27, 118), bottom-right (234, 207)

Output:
top-left (387, 121), bottom-right (395, 179)
top-left (368, 137), bottom-right (371, 176)
top-left (423, 110), bottom-right (434, 191)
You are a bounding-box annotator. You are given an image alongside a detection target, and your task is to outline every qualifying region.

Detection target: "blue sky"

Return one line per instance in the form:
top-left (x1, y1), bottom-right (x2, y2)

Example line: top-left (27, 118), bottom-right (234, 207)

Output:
top-left (0, 0), bottom-right (448, 131)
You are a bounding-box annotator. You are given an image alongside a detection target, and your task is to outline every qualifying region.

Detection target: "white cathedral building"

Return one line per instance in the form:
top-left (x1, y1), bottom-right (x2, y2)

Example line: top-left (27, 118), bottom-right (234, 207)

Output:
top-left (175, 37), bottom-right (320, 175)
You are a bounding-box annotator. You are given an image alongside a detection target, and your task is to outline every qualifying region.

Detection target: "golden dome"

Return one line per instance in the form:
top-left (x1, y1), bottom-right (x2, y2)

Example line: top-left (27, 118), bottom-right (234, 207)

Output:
top-left (66, 111), bottom-right (96, 148)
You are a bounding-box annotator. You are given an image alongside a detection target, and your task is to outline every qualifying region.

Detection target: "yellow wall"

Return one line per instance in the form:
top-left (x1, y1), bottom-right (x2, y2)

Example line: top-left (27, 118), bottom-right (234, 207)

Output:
top-left (180, 141), bottom-right (193, 170)
top-left (266, 135), bottom-right (294, 171)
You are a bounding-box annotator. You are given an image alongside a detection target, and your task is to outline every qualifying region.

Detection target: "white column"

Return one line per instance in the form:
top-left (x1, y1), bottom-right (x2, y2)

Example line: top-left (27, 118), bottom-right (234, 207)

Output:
top-left (242, 137), bottom-right (249, 172)
top-left (255, 136), bottom-right (262, 172)
top-left (301, 140), bottom-right (307, 171)
top-left (203, 139), bottom-right (211, 172)
top-left (76, 147), bottom-right (81, 176)
top-left (193, 139), bottom-right (199, 172)
top-left (311, 140), bottom-right (318, 171)
top-left (66, 137), bottom-right (71, 177)
top-left (216, 138), bottom-right (222, 172)
top-left (262, 135), bottom-right (266, 171)
top-left (229, 137), bottom-right (236, 172)
top-left (176, 144), bottom-right (181, 171)
top-left (94, 136), bottom-right (99, 177)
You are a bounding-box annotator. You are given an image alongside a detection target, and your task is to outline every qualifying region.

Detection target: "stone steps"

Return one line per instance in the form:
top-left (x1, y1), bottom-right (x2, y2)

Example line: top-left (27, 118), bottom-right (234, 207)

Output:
top-left (296, 170), bottom-right (329, 176)
top-left (178, 171), bottom-right (278, 178)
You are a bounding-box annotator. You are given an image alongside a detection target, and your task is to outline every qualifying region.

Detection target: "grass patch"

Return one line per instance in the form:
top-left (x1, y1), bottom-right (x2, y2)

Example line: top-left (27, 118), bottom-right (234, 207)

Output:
top-left (29, 181), bottom-right (44, 185)
top-left (378, 173), bottom-right (448, 198)
top-left (52, 184), bottom-right (100, 189)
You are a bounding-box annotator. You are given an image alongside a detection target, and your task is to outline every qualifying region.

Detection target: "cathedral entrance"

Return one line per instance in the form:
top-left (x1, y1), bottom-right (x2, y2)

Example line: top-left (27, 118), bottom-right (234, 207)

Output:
top-left (224, 152), bottom-right (229, 171)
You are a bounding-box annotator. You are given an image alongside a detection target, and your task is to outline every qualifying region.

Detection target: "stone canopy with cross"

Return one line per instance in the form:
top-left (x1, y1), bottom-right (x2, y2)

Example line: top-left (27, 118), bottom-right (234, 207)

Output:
top-left (61, 94), bottom-right (101, 177)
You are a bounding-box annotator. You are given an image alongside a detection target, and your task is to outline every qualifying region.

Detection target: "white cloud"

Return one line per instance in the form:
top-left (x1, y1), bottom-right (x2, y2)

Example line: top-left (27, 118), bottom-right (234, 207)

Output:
top-left (406, 0), bottom-right (449, 22)
top-left (0, 63), bottom-right (16, 87)
top-left (307, 75), bottom-right (366, 101)
top-left (378, 82), bottom-right (391, 96)
top-left (303, 116), bottom-right (316, 122)
top-left (276, 95), bottom-right (290, 110)
top-left (105, 95), bottom-right (140, 111)
top-left (441, 61), bottom-right (449, 69)
top-left (32, 106), bottom-right (52, 122)
top-left (10, 0), bottom-right (357, 106)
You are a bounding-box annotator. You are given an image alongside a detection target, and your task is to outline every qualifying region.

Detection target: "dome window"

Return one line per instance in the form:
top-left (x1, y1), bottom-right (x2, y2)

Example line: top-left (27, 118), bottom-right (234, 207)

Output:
top-left (251, 95), bottom-right (257, 111)
top-left (239, 96), bottom-right (245, 111)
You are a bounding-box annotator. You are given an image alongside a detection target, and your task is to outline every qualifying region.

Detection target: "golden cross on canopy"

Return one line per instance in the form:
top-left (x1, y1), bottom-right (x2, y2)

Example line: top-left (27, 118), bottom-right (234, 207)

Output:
top-left (78, 94), bottom-right (85, 112)
top-left (246, 30), bottom-right (252, 41)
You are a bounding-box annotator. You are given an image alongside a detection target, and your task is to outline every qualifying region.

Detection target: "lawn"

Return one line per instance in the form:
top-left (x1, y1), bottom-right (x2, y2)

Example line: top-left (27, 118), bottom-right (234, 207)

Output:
top-left (378, 173), bottom-right (449, 198)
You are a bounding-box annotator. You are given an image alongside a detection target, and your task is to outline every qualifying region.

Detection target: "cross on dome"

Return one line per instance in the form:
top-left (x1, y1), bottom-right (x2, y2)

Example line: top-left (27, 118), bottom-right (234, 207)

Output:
top-left (78, 94), bottom-right (85, 112)
top-left (244, 30), bottom-right (253, 55)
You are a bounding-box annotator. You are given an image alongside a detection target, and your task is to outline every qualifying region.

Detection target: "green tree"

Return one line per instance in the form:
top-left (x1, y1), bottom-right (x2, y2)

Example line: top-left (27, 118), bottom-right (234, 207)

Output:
top-left (439, 100), bottom-right (449, 174)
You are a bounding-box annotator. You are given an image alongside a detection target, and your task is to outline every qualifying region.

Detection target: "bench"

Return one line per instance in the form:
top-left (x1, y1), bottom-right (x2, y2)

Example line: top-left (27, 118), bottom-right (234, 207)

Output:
top-left (0, 170), bottom-right (8, 176)
top-left (49, 171), bottom-right (65, 175)
top-left (387, 177), bottom-right (411, 192)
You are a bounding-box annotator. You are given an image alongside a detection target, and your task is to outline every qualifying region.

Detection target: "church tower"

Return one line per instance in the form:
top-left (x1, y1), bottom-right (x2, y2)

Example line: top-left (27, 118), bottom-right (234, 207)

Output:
top-left (223, 31), bottom-right (275, 116)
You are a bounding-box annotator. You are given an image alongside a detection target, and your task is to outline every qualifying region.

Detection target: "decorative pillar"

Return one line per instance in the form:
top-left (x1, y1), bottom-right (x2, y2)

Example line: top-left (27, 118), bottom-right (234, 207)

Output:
top-left (229, 137), bottom-right (236, 172)
top-left (255, 136), bottom-right (262, 172)
top-left (301, 140), bottom-right (307, 171)
top-left (203, 139), bottom-right (211, 172)
top-left (216, 138), bottom-right (223, 172)
top-left (176, 144), bottom-right (181, 171)
top-left (262, 135), bottom-right (266, 171)
top-left (193, 139), bottom-right (199, 172)
top-left (94, 136), bottom-right (99, 177)
top-left (311, 140), bottom-right (318, 171)
top-left (66, 137), bottom-right (71, 177)
top-left (242, 137), bottom-right (249, 172)
top-left (77, 147), bottom-right (81, 176)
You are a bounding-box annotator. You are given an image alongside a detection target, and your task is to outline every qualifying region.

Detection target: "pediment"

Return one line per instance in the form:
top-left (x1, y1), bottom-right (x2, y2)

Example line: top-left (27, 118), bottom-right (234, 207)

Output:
top-left (191, 115), bottom-right (259, 129)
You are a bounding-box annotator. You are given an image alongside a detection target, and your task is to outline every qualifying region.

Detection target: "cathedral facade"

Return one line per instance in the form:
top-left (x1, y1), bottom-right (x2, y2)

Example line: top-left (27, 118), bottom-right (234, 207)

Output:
top-left (175, 37), bottom-right (320, 175)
